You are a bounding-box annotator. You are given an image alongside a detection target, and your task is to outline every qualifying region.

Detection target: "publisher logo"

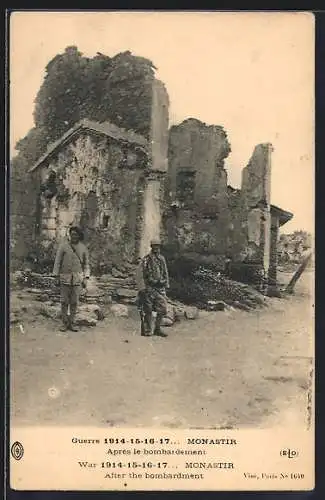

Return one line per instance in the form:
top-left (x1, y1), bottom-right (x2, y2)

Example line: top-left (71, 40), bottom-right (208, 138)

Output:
top-left (280, 448), bottom-right (299, 459)
top-left (11, 441), bottom-right (24, 461)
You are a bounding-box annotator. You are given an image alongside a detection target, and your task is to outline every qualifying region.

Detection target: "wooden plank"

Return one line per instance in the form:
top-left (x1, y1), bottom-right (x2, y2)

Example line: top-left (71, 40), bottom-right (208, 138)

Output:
top-left (285, 252), bottom-right (312, 294)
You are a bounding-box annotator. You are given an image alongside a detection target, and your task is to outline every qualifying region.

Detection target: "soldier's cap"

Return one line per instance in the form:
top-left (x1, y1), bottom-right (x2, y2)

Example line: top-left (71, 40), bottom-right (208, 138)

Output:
top-left (150, 239), bottom-right (161, 247)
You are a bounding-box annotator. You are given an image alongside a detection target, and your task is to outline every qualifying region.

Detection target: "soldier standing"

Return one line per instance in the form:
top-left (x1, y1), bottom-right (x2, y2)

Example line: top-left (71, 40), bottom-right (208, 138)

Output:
top-left (141, 239), bottom-right (169, 337)
top-left (53, 226), bottom-right (90, 332)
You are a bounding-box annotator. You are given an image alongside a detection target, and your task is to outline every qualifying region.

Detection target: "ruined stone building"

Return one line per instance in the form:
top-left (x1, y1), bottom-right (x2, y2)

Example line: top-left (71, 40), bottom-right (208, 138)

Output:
top-left (25, 72), bottom-right (292, 287)
top-left (28, 79), bottom-right (169, 273)
top-left (165, 119), bottom-right (293, 286)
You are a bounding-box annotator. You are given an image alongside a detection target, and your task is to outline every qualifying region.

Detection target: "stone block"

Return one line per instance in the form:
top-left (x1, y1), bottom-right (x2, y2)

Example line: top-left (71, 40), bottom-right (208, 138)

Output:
top-left (233, 301), bottom-right (251, 311)
top-left (206, 300), bottom-right (227, 311)
top-left (166, 302), bottom-right (176, 321)
top-left (184, 306), bottom-right (199, 319)
top-left (111, 267), bottom-right (126, 278)
top-left (38, 303), bottom-right (61, 319)
top-left (84, 280), bottom-right (102, 296)
top-left (79, 303), bottom-right (105, 321)
top-left (38, 292), bottom-right (50, 302)
top-left (161, 317), bottom-right (174, 327)
top-left (115, 288), bottom-right (138, 299)
top-left (75, 314), bottom-right (97, 327)
top-left (267, 287), bottom-right (283, 298)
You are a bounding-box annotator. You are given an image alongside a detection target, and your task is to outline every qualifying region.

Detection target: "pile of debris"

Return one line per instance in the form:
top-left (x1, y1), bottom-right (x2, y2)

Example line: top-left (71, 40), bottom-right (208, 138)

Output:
top-left (38, 302), bottom-right (105, 327)
top-left (11, 269), bottom-right (139, 306)
top-left (96, 271), bottom-right (138, 305)
top-left (10, 297), bottom-right (106, 328)
top-left (12, 270), bottom-right (57, 290)
top-left (169, 265), bottom-right (267, 311)
top-left (10, 270), bottom-right (134, 327)
top-left (10, 261), bottom-right (266, 331)
top-left (10, 269), bottom-right (202, 329)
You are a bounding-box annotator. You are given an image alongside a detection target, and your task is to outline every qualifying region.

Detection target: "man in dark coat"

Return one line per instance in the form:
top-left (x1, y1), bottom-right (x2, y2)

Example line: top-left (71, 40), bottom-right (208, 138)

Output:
top-left (140, 239), bottom-right (169, 337)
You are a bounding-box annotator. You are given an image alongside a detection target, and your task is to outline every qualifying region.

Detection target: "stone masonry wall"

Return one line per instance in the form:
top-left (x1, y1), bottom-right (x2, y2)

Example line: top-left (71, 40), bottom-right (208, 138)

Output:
top-left (34, 133), bottom-right (147, 274)
top-left (149, 80), bottom-right (169, 173)
top-left (165, 118), bottom-right (232, 268)
top-left (239, 143), bottom-right (273, 269)
top-left (138, 79), bottom-right (169, 257)
top-left (168, 118), bottom-right (231, 212)
top-left (165, 123), bottom-right (275, 283)
top-left (12, 71), bottom-right (168, 268)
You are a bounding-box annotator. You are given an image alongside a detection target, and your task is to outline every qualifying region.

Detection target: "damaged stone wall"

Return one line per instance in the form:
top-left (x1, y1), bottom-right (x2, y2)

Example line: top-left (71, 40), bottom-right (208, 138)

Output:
top-left (11, 61), bottom-right (169, 266)
top-left (139, 173), bottom-right (165, 258)
top-left (27, 75), bottom-right (170, 270)
top-left (268, 213), bottom-right (280, 286)
top-left (238, 143), bottom-right (273, 270)
top-left (33, 133), bottom-right (148, 273)
top-left (165, 120), bottom-right (275, 285)
top-left (168, 118), bottom-right (231, 211)
top-left (226, 186), bottom-right (248, 261)
top-left (138, 79), bottom-right (169, 257)
top-left (165, 118), bottom-right (232, 269)
top-left (10, 173), bottom-right (41, 268)
top-left (149, 80), bottom-right (169, 172)
top-left (10, 143), bottom-right (46, 270)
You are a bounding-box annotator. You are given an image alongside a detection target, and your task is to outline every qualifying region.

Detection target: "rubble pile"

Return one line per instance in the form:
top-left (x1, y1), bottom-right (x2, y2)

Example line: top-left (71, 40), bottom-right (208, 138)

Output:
top-left (169, 265), bottom-right (267, 310)
top-left (96, 271), bottom-right (138, 305)
top-left (10, 261), bottom-right (265, 330)
top-left (38, 302), bottom-right (104, 327)
top-left (166, 300), bottom-right (199, 323)
top-left (12, 270), bottom-right (57, 291)
top-left (11, 269), bottom-right (138, 305)
top-left (10, 267), bottom-right (203, 329)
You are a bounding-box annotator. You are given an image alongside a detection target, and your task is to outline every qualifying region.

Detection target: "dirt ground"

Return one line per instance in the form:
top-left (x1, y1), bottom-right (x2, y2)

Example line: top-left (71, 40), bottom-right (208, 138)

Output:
top-left (10, 270), bottom-right (314, 429)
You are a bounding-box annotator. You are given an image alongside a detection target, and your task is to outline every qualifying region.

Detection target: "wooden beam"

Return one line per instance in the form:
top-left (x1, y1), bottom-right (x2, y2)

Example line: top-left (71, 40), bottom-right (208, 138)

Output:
top-left (285, 252), bottom-right (312, 294)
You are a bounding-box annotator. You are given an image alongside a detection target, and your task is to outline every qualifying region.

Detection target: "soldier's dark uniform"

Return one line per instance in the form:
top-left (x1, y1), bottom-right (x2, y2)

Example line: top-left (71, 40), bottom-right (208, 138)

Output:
top-left (140, 240), bottom-right (169, 337)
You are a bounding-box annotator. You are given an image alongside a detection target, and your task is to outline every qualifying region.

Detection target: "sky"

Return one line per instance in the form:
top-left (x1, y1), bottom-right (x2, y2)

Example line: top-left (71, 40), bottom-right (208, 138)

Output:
top-left (10, 11), bottom-right (314, 233)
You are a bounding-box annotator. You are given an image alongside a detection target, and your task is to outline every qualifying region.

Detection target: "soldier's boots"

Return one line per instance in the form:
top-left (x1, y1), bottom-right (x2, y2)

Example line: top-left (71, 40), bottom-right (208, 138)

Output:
top-left (60, 305), bottom-right (69, 332)
top-left (143, 313), bottom-right (153, 336)
top-left (154, 329), bottom-right (168, 338)
top-left (153, 314), bottom-right (168, 338)
top-left (142, 313), bottom-right (168, 337)
top-left (59, 321), bottom-right (79, 332)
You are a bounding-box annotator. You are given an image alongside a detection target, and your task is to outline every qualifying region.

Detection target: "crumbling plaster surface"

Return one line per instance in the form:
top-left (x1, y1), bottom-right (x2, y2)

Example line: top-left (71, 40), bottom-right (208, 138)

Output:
top-left (37, 133), bottom-right (146, 270)
top-left (241, 143), bottom-right (273, 208)
top-left (139, 178), bottom-right (162, 258)
top-left (149, 80), bottom-right (169, 173)
top-left (168, 118), bottom-right (231, 211)
top-left (241, 143), bottom-right (273, 270)
top-left (165, 119), bottom-right (232, 268)
top-left (166, 119), bottom-right (274, 273)
top-left (138, 79), bottom-right (169, 257)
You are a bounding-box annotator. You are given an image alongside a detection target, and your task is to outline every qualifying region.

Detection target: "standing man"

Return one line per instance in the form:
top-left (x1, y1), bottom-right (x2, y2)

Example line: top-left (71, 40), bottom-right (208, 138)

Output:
top-left (141, 239), bottom-right (169, 338)
top-left (53, 226), bottom-right (90, 332)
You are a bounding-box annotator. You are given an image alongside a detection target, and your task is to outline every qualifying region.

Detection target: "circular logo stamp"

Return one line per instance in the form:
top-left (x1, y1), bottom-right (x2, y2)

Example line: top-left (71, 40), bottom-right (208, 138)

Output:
top-left (11, 441), bottom-right (24, 461)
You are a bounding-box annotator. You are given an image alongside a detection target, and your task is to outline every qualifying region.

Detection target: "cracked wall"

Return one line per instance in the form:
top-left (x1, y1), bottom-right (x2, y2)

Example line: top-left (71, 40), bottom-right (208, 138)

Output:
top-left (139, 79), bottom-right (169, 257)
top-left (239, 143), bottom-right (273, 271)
top-left (34, 133), bottom-right (147, 273)
top-left (166, 118), bottom-right (232, 268)
top-left (166, 121), bottom-right (274, 277)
